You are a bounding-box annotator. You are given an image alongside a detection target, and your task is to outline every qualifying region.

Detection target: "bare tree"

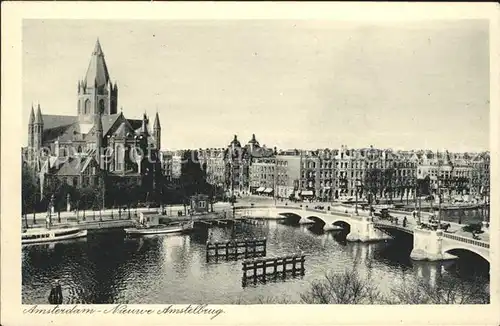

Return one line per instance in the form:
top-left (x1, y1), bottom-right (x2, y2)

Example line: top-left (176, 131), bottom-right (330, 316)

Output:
top-left (390, 276), bottom-right (489, 304)
top-left (300, 268), bottom-right (382, 304)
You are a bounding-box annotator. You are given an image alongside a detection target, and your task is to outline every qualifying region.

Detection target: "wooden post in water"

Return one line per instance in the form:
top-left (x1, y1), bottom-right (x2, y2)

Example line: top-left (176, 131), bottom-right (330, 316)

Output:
top-left (225, 241), bottom-right (229, 260)
top-left (215, 242), bottom-right (219, 262)
top-left (262, 261), bottom-right (266, 284)
top-left (253, 260), bottom-right (258, 284)
top-left (300, 255), bottom-right (305, 275)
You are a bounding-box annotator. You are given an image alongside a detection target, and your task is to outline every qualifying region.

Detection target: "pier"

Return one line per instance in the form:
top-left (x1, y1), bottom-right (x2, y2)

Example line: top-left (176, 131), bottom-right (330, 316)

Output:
top-left (242, 254), bottom-right (306, 287)
top-left (241, 218), bottom-right (266, 226)
top-left (206, 237), bottom-right (267, 262)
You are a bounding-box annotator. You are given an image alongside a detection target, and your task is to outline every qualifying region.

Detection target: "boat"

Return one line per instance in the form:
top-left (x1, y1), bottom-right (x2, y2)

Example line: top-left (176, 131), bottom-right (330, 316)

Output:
top-left (124, 212), bottom-right (194, 236)
top-left (22, 226), bottom-right (87, 245)
top-left (124, 221), bottom-right (194, 236)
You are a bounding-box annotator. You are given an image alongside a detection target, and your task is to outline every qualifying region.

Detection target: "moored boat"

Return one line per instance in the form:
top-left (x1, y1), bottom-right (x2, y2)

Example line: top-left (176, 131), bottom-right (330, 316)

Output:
top-left (22, 227), bottom-right (87, 245)
top-left (124, 221), bottom-right (194, 236)
top-left (124, 212), bottom-right (194, 236)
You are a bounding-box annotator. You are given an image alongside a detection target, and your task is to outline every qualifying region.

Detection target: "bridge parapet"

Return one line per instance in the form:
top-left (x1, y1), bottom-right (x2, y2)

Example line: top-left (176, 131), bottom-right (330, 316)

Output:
top-left (374, 222), bottom-right (414, 234)
top-left (442, 232), bottom-right (489, 249)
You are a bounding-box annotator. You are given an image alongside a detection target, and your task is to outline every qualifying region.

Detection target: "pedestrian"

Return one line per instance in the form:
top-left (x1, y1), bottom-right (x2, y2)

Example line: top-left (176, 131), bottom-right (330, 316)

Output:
top-left (403, 216), bottom-right (407, 228)
top-left (458, 216), bottom-right (462, 225)
top-left (48, 279), bottom-right (63, 304)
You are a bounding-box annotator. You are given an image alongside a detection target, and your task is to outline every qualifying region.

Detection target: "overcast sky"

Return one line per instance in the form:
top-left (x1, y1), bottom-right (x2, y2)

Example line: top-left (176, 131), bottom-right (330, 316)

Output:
top-left (22, 19), bottom-right (490, 151)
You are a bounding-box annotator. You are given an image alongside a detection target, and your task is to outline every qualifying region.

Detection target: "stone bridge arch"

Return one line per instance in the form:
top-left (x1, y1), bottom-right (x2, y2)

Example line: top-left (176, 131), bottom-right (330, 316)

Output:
top-left (306, 215), bottom-right (326, 228)
top-left (277, 211), bottom-right (303, 225)
top-left (442, 245), bottom-right (490, 264)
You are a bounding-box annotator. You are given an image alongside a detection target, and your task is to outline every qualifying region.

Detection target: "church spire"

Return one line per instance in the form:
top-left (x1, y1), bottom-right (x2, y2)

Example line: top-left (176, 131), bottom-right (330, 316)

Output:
top-left (29, 105), bottom-right (35, 124)
top-left (35, 104), bottom-right (43, 125)
top-left (93, 38), bottom-right (103, 55)
top-left (153, 112), bottom-right (161, 130)
top-left (85, 38), bottom-right (110, 88)
top-left (153, 112), bottom-right (161, 150)
top-left (141, 113), bottom-right (149, 135)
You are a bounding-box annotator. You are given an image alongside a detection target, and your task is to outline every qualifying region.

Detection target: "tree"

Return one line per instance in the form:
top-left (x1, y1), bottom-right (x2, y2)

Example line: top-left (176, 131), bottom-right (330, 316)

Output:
top-left (22, 164), bottom-right (39, 224)
top-left (180, 150), bottom-right (210, 200)
top-left (364, 168), bottom-right (382, 204)
top-left (390, 275), bottom-right (489, 304)
top-left (382, 168), bottom-right (395, 202)
top-left (300, 268), bottom-right (382, 304)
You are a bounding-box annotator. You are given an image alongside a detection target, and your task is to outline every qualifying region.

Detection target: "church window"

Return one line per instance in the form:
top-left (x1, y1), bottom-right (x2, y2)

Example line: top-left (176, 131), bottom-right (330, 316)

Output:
top-left (84, 99), bottom-right (91, 114)
top-left (115, 144), bottom-right (125, 171)
top-left (99, 99), bottom-right (105, 115)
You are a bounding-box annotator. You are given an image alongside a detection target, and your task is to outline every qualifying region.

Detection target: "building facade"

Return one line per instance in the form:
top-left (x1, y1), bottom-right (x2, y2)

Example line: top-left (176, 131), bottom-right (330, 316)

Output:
top-left (249, 157), bottom-right (276, 195)
top-left (223, 134), bottom-right (274, 195)
top-left (25, 39), bottom-right (162, 195)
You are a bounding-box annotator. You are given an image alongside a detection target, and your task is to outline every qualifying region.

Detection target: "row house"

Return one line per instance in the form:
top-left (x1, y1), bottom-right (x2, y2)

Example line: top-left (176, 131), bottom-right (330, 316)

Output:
top-left (275, 154), bottom-right (301, 199)
top-left (198, 148), bottom-right (226, 187)
top-left (249, 157), bottom-right (276, 195)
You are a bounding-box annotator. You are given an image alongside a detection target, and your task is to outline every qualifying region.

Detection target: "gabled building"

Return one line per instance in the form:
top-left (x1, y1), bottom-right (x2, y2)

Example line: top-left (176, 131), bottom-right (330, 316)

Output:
top-left (25, 39), bottom-right (162, 195)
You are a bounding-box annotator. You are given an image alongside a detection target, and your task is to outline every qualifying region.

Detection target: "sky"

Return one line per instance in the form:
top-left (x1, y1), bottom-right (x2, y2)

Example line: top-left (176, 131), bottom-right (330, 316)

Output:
top-left (22, 19), bottom-right (490, 152)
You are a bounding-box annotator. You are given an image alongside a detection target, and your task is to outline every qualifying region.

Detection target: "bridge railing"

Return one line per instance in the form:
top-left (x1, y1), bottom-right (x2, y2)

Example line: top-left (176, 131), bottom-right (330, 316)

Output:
top-left (235, 204), bottom-right (364, 221)
top-left (373, 222), bottom-right (414, 234)
top-left (442, 232), bottom-right (490, 249)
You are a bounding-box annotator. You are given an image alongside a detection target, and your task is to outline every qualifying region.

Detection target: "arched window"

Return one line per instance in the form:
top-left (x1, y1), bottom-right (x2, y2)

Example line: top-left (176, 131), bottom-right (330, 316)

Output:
top-left (84, 99), bottom-right (91, 114)
top-left (99, 99), bottom-right (105, 114)
top-left (78, 99), bottom-right (81, 114)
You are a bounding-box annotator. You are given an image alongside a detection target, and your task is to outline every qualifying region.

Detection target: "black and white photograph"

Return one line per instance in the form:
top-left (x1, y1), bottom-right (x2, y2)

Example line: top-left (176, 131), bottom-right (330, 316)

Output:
top-left (1, 2), bottom-right (499, 326)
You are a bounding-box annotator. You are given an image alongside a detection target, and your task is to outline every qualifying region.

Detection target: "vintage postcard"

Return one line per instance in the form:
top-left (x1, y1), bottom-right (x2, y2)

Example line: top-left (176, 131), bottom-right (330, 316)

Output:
top-left (1, 2), bottom-right (499, 326)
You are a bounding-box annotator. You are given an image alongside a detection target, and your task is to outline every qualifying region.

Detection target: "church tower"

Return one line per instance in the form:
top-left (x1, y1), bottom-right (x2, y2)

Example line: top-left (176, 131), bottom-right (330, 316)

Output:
top-left (28, 105), bottom-right (35, 148)
top-left (33, 104), bottom-right (44, 152)
top-left (95, 113), bottom-right (103, 169)
top-left (77, 39), bottom-right (118, 127)
top-left (153, 112), bottom-right (161, 150)
top-left (27, 105), bottom-right (35, 163)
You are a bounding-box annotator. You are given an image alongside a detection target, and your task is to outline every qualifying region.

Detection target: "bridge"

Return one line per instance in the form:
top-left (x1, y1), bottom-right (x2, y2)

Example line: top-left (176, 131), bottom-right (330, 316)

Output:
top-left (234, 204), bottom-right (490, 264)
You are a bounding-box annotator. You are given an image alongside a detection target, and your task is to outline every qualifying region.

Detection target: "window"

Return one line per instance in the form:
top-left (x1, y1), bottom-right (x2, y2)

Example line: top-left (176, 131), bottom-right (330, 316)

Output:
top-left (84, 99), bottom-right (91, 114)
top-left (99, 99), bottom-right (105, 114)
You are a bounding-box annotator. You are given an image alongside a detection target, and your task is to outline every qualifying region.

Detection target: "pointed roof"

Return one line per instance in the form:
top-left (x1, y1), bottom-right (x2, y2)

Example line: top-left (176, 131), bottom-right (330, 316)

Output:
top-left (84, 39), bottom-right (110, 88)
top-left (153, 112), bottom-right (161, 129)
top-left (29, 105), bottom-right (35, 124)
top-left (140, 113), bottom-right (149, 134)
top-left (35, 104), bottom-right (43, 124)
top-left (248, 133), bottom-right (259, 145)
top-left (230, 134), bottom-right (241, 147)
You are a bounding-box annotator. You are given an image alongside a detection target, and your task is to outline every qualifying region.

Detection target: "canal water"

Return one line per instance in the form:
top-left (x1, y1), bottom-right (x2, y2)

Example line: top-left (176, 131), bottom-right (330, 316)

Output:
top-left (22, 219), bottom-right (489, 304)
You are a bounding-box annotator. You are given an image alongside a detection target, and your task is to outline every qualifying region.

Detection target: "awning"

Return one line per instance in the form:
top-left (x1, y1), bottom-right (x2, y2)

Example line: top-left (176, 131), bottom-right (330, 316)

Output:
top-left (256, 187), bottom-right (265, 192)
top-left (301, 190), bottom-right (314, 196)
top-left (264, 188), bottom-right (273, 193)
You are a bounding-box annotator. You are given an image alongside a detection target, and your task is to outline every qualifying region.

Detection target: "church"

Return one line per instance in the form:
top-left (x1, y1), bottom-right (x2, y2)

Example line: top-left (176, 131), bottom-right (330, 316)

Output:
top-left (25, 39), bottom-right (162, 194)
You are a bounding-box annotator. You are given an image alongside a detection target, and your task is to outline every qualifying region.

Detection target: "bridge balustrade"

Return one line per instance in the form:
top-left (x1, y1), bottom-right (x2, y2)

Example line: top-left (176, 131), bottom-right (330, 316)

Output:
top-left (442, 232), bottom-right (490, 249)
top-left (374, 222), bottom-right (414, 234)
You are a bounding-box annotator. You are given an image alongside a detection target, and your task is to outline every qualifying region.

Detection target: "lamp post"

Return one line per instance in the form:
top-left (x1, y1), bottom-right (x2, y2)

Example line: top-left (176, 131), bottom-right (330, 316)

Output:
top-left (355, 179), bottom-right (361, 215)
